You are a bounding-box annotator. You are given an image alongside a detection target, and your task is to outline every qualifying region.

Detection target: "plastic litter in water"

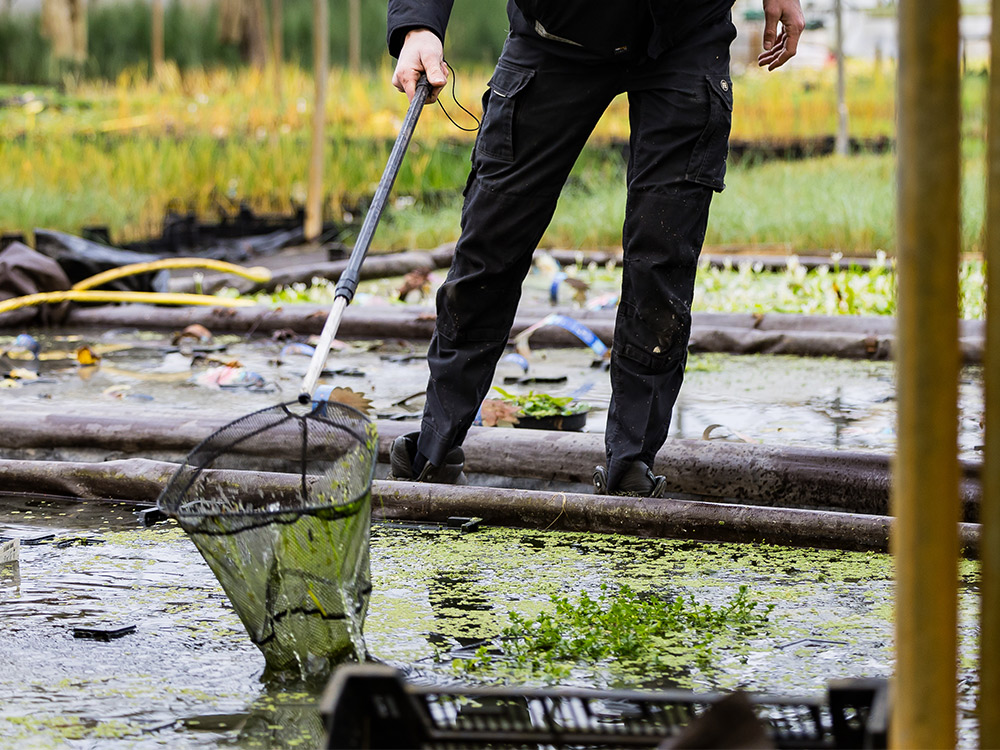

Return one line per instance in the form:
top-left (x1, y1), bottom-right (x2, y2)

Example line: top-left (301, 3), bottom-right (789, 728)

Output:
top-left (193, 364), bottom-right (267, 389)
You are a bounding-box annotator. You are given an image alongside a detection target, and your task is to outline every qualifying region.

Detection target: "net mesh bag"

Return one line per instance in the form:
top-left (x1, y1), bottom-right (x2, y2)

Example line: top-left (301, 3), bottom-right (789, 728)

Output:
top-left (158, 400), bottom-right (377, 679)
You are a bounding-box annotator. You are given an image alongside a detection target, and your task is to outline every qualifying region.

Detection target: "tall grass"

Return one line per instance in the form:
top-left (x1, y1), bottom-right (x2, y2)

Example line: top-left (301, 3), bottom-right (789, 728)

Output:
top-left (0, 65), bottom-right (989, 253)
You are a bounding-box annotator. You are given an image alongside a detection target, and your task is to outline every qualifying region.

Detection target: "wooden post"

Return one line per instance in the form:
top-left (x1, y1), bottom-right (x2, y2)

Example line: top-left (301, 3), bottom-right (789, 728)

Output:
top-left (894, 0), bottom-right (961, 745)
top-left (834, 0), bottom-right (848, 156)
top-left (348, 0), bottom-right (361, 72)
top-left (980, 0), bottom-right (1000, 740)
top-left (271, 0), bottom-right (283, 100)
top-left (304, 0), bottom-right (328, 242)
top-left (151, 0), bottom-right (164, 78)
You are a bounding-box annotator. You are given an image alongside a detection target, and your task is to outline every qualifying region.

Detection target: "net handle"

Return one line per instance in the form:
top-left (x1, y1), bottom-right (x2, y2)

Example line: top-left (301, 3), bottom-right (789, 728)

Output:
top-left (298, 74), bottom-right (432, 404)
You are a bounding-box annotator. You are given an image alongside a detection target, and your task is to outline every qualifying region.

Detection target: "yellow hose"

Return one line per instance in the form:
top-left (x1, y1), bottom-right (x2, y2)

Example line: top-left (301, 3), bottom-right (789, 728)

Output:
top-left (72, 258), bottom-right (272, 291)
top-left (0, 290), bottom-right (254, 316)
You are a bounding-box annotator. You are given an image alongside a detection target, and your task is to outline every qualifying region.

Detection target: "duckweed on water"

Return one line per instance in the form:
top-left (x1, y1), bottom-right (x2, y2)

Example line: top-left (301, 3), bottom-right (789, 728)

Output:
top-left (456, 583), bottom-right (774, 681)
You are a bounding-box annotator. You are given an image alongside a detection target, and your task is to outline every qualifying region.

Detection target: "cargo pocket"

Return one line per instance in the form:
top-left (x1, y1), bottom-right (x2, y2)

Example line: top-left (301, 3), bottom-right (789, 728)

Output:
top-left (476, 61), bottom-right (535, 163)
top-left (685, 75), bottom-right (733, 192)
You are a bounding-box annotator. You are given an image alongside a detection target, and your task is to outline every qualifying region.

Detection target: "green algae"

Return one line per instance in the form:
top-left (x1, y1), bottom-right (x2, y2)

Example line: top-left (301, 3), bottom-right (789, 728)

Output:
top-left (367, 525), bottom-right (978, 698)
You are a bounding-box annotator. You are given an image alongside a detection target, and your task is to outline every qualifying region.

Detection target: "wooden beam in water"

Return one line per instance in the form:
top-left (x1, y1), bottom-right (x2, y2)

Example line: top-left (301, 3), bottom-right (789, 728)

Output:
top-left (0, 456), bottom-right (981, 557)
top-left (0, 408), bottom-right (981, 519)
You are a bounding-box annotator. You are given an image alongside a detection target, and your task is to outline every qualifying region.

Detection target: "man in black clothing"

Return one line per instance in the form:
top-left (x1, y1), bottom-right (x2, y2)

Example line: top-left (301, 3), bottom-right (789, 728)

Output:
top-left (386, 0), bottom-right (805, 496)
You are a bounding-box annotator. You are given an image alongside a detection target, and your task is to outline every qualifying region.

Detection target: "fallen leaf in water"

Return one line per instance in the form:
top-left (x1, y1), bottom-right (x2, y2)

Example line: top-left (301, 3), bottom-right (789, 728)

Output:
top-left (9, 368), bottom-right (37, 380)
top-left (397, 267), bottom-right (433, 302)
top-left (702, 423), bottom-right (756, 443)
top-left (480, 399), bottom-right (521, 427)
top-left (76, 346), bottom-right (101, 366)
top-left (172, 324), bottom-right (213, 345)
top-left (324, 387), bottom-right (373, 415)
top-left (564, 277), bottom-right (590, 306)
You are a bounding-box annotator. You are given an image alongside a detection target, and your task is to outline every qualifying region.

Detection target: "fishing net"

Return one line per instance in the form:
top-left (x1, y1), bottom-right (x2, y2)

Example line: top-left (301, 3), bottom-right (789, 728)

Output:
top-left (158, 400), bottom-right (377, 679)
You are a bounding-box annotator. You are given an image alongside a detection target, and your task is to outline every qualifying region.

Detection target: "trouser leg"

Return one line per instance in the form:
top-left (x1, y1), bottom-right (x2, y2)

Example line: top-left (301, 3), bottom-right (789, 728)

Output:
top-left (605, 185), bottom-right (713, 485)
top-left (418, 185), bottom-right (558, 466)
top-left (604, 19), bottom-right (735, 489)
top-left (418, 38), bottom-right (617, 467)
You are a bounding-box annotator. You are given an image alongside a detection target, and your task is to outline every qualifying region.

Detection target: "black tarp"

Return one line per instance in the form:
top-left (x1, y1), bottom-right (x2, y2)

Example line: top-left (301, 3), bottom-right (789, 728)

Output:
top-left (0, 242), bottom-right (72, 326)
top-left (34, 230), bottom-right (169, 293)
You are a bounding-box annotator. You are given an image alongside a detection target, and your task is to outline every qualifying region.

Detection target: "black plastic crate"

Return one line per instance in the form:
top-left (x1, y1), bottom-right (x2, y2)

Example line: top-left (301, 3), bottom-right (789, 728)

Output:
top-left (320, 665), bottom-right (888, 749)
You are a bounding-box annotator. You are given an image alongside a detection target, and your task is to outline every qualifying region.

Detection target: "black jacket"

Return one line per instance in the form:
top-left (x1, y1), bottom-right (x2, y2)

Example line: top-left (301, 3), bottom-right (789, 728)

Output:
top-left (387, 0), bottom-right (735, 61)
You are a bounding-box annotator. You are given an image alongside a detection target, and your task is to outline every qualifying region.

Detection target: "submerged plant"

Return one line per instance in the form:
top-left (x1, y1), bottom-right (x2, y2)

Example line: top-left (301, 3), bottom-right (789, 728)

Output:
top-left (455, 583), bottom-right (774, 681)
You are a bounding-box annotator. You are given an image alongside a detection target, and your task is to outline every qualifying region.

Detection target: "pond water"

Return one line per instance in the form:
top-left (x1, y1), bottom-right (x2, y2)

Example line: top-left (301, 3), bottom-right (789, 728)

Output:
top-left (0, 496), bottom-right (983, 748)
top-left (0, 324), bottom-right (985, 747)
top-left (0, 330), bottom-right (984, 459)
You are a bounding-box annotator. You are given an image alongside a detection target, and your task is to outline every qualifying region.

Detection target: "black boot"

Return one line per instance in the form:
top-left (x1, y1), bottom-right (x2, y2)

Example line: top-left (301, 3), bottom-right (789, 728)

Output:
top-left (388, 432), bottom-right (467, 484)
top-left (593, 461), bottom-right (667, 497)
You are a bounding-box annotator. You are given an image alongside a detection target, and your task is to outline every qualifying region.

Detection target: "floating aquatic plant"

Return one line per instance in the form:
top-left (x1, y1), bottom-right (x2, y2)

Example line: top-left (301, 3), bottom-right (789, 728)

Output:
top-left (455, 583), bottom-right (774, 682)
top-left (490, 387), bottom-right (588, 419)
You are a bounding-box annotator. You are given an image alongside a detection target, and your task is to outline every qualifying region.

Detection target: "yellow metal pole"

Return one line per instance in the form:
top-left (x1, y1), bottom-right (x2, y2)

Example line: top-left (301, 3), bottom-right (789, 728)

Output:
top-left (894, 0), bottom-right (961, 746)
top-left (304, 0), bottom-right (329, 242)
top-left (979, 0), bottom-right (1000, 742)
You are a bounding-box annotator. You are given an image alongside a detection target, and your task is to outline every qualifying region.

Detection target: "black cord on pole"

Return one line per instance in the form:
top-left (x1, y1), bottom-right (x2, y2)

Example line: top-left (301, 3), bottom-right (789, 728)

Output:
top-left (437, 61), bottom-right (481, 133)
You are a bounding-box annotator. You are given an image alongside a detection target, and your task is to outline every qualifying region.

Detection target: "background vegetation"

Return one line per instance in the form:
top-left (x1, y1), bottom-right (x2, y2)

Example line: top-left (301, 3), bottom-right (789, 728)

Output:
top-left (0, 1), bottom-right (990, 283)
top-left (0, 0), bottom-right (510, 84)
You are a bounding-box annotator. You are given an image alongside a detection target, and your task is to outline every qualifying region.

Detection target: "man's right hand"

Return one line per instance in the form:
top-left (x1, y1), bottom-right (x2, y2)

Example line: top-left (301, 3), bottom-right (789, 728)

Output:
top-left (392, 28), bottom-right (448, 103)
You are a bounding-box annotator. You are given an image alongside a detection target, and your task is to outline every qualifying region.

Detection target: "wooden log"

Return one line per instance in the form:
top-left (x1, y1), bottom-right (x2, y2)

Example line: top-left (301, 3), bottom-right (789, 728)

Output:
top-left (0, 457), bottom-right (980, 556)
top-left (373, 423), bottom-right (983, 522)
top-left (0, 457), bottom-right (174, 502)
top-left (373, 480), bottom-right (981, 558)
top-left (56, 304), bottom-right (984, 362)
top-left (0, 405), bottom-right (981, 520)
top-left (170, 246), bottom-right (456, 295)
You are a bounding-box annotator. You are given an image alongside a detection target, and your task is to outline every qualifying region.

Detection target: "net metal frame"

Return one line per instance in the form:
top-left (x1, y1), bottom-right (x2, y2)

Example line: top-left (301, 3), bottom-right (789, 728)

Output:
top-left (158, 399), bottom-right (376, 528)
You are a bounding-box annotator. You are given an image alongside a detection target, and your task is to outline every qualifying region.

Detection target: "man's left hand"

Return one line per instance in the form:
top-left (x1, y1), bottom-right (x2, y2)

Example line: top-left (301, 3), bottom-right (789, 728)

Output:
top-left (758, 0), bottom-right (805, 70)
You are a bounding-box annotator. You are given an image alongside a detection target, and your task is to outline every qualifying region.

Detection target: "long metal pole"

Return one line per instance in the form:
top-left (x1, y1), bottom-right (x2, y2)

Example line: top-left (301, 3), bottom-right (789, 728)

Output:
top-left (298, 77), bottom-right (430, 402)
top-left (893, 0), bottom-right (961, 745)
top-left (979, 0), bottom-right (1000, 741)
top-left (304, 0), bottom-right (328, 242)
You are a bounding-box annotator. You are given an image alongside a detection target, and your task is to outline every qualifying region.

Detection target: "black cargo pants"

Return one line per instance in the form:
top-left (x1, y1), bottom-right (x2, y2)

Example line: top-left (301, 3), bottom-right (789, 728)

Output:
top-left (417, 15), bottom-right (736, 490)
